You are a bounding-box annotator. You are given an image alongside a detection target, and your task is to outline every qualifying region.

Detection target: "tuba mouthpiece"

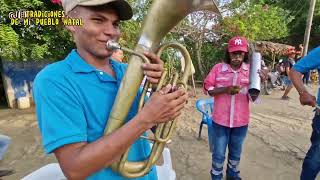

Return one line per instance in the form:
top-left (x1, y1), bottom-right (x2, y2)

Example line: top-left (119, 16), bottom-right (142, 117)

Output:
top-left (106, 40), bottom-right (121, 51)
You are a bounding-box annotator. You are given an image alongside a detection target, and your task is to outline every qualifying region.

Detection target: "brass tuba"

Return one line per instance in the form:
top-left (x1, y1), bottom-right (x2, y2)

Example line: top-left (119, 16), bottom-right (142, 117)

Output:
top-left (104, 0), bottom-right (220, 178)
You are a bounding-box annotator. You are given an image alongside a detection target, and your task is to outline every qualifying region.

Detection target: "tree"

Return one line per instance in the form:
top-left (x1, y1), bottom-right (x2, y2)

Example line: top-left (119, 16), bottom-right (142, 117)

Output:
top-left (0, 0), bottom-right (146, 61)
top-left (254, 0), bottom-right (320, 48)
top-left (172, 0), bottom-right (292, 80)
top-left (0, 0), bottom-right (151, 62)
top-left (171, 11), bottom-right (221, 79)
top-left (0, 0), bottom-right (75, 61)
top-left (0, 25), bottom-right (19, 60)
top-left (218, 3), bottom-right (292, 41)
top-left (118, 0), bottom-right (149, 56)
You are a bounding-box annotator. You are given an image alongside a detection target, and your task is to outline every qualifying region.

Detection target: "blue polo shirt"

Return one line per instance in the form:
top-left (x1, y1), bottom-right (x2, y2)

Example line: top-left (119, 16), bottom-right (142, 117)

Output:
top-left (33, 49), bottom-right (157, 180)
top-left (292, 46), bottom-right (320, 105)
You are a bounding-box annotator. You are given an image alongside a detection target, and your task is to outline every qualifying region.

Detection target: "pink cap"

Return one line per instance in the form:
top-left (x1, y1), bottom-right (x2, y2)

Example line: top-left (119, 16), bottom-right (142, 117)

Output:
top-left (228, 36), bottom-right (248, 53)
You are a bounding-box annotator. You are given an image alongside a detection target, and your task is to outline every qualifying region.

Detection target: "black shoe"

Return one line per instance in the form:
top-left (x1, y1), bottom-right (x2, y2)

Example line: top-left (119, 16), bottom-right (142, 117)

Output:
top-left (0, 169), bottom-right (14, 177)
top-left (226, 176), bottom-right (242, 180)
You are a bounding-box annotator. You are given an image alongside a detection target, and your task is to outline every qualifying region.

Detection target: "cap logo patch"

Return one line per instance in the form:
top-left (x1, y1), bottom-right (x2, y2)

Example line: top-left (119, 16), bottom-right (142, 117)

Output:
top-left (234, 39), bottom-right (242, 45)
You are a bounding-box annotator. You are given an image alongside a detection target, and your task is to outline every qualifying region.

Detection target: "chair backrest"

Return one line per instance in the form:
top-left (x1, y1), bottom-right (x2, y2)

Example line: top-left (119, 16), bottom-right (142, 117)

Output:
top-left (196, 98), bottom-right (214, 120)
top-left (156, 148), bottom-right (176, 180)
top-left (21, 163), bottom-right (66, 180)
top-left (196, 98), bottom-right (214, 152)
top-left (23, 149), bottom-right (176, 180)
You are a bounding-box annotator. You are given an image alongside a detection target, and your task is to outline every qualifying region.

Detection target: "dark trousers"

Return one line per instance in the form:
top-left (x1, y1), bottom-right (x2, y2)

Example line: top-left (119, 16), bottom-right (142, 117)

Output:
top-left (300, 113), bottom-right (320, 180)
top-left (302, 71), bottom-right (310, 84)
top-left (210, 122), bottom-right (248, 180)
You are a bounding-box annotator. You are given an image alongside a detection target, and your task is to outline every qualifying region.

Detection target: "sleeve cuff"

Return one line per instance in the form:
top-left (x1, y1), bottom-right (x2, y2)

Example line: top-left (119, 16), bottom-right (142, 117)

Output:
top-left (249, 94), bottom-right (262, 104)
top-left (204, 86), bottom-right (214, 95)
top-left (44, 134), bottom-right (87, 154)
top-left (292, 65), bottom-right (307, 73)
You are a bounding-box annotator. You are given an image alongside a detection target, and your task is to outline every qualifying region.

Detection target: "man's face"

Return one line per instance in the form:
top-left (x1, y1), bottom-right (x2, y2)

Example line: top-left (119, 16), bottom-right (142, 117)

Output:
top-left (69, 6), bottom-right (121, 59)
top-left (288, 53), bottom-right (296, 59)
top-left (229, 51), bottom-right (245, 67)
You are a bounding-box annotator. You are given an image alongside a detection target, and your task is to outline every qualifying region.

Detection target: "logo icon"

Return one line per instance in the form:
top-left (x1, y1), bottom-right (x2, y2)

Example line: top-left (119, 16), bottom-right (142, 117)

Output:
top-left (234, 39), bottom-right (242, 45)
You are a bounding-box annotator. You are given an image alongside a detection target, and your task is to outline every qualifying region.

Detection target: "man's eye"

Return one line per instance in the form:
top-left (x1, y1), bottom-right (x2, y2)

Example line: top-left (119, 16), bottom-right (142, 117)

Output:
top-left (113, 23), bottom-right (120, 28)
top-left (93, 19), bottom-right (103, 23)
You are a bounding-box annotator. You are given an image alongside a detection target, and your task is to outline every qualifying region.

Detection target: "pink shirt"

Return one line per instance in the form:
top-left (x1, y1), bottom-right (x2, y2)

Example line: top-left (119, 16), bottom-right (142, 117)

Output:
top-left (203, 63), bottom-right (250, 128)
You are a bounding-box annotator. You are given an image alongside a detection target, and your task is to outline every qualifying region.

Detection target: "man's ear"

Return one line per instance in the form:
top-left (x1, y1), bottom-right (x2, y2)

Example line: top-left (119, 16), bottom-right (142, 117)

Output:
top-left (63, 15), bottom-right (77, 33)
top-left (64, 24), bottom-right (76, 33)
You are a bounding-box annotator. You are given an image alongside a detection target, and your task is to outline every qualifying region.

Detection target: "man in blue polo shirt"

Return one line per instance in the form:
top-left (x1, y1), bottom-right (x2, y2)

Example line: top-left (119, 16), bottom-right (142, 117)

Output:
top-left (289, 46), bottom-right (320, 180)
top-left (33, 0), bottom-right (188, 179)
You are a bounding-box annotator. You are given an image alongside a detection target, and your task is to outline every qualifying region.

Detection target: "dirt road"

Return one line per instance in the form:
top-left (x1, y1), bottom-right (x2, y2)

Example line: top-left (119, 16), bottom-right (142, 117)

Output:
top-left (0, 85), bottom-right (319, 180)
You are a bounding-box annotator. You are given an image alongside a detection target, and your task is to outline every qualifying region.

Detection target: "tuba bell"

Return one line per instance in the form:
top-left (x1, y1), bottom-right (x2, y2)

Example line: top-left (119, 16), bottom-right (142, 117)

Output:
top-left (104, 0), bottom-right (221, 178)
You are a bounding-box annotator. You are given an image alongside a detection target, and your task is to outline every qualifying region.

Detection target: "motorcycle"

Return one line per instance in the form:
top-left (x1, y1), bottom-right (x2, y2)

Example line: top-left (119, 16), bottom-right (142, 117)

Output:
top-left (260, 63), bottom-right (284, 95)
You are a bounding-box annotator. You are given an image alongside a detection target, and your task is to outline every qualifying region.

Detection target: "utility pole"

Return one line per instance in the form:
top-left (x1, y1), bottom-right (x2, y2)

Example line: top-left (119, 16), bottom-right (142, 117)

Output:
top-left (303, 0), bottom-right (317, 56)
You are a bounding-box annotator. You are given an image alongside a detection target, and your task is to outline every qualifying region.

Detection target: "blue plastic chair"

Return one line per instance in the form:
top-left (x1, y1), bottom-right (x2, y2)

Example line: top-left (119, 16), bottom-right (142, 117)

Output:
top-left (196, 98), bottom-right (214, 152)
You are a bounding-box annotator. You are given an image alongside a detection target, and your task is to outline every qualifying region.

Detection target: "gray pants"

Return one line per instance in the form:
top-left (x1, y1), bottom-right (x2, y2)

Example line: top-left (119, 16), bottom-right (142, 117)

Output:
top-left (0, 135), bottom-right (11, 160)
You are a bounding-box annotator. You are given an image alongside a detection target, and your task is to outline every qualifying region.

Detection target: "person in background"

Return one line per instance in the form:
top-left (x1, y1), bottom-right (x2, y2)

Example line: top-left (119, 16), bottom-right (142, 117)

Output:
top-left (0, 134), bottom-right (14, 177)
top-left (289, 46), bottom-right (320, 180)
top-left (275, 59), bottom-right (286, 90)
top-left (296, 45), bottom-right (310, 86)
top-left (281, 47), bottom-right (296, 100)
top-left (111, 49), bottom-right (124, 62)
top-left (203, 36), bottom-right (266, 180)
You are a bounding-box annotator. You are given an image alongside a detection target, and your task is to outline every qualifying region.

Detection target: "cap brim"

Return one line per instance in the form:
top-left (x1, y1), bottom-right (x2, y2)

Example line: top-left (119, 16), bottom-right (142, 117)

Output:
top-left (228, 46), bottom-right (248, 53)
top-left (79, 0), bottom-right (133, 20)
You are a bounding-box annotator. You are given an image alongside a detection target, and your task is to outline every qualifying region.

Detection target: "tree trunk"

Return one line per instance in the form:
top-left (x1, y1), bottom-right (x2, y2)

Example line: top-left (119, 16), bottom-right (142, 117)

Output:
top-left (195, 41), bottom-right (205, 79)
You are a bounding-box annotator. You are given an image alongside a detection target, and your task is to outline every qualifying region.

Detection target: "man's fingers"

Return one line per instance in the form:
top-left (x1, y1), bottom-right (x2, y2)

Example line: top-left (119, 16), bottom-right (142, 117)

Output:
top-left (147, 77), bottom-right (159, 84)
top-left (308, 95), bottom-right (317, 107)
top-left (171, 101), bottom-right (186, 114)
top-left (170, 93), bottom-right (188, 107)
top-left (165, 88), bottom-right (186, 100)
top-left (144, 52), bottom-right (163, 65)
top-left (161, 108), bottom-right (183, 123)
top-left (311, 97), bottom-right (317, 107)
top-left (142, 63), bottom-right (163, 72)
top-left (144, 71), bottom-right (162, 79)
top-left (300, 95), bottom-right (317, 107)
top-left (313, 96), bottom-right (317, 101)
top-left (306, 101), bottom-right (316, 107)
top-left (171, 111), bottom-right (182, 120)
top-left (158, 84), bottom-right (172, 95)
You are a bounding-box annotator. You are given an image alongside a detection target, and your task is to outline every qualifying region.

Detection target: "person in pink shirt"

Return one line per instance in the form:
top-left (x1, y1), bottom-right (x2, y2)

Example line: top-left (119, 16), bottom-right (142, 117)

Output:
top-left (203, 36), bottom-right (258, 180)
top-left (111, 49), bottom-right (124, 63)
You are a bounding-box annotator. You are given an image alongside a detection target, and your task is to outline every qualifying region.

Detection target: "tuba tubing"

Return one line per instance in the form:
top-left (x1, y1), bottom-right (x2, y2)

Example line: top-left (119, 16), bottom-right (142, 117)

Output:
top-left (104, 0), bottom-right (220, 178)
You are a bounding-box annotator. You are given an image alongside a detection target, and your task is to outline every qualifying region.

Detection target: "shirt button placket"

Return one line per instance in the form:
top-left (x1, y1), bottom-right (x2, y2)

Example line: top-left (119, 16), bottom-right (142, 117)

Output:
top-left (97, 71), bottom-right (105, 81)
